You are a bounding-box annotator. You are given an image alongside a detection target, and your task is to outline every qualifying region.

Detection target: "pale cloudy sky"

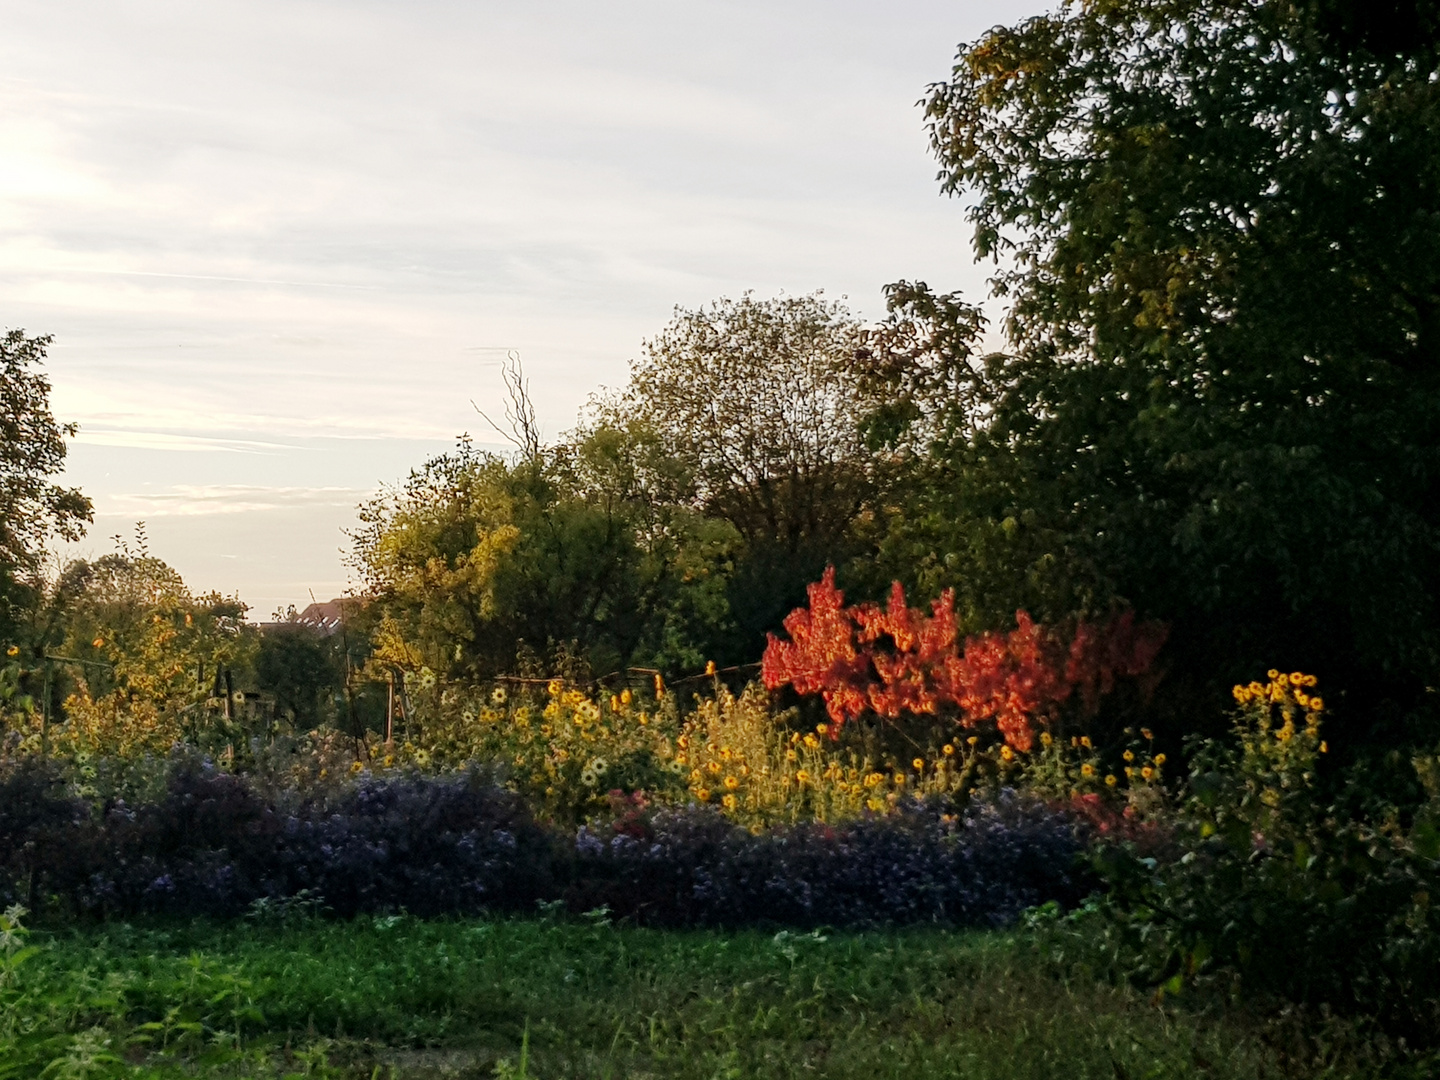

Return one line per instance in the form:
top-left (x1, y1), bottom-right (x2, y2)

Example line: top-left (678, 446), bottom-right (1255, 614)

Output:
top-left (1, 0), bottom-right (1042, 618)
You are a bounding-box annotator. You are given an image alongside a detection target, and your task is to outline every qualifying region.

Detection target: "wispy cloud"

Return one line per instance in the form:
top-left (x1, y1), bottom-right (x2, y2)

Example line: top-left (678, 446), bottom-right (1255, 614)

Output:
top-left (103, 484), bottom-right (368, 517)
top-left (55, 267), bottom-right (380, 290)
top-left (73, 429), bottom-right (304, 453)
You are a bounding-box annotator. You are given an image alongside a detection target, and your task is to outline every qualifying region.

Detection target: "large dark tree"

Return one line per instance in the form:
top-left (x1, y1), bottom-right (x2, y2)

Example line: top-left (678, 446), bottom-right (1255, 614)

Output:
top-left (869, 0), bottom-right (1440, 742)
top-left (254, 620), bottom-right (342, 729)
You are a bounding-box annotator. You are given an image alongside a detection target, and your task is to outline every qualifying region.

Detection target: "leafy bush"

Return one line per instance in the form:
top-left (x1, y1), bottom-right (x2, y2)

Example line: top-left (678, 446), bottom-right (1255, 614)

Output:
top-left (351, 427), bottom-right (737, 685)
top-left (0, 754), bottom-right (558, 919)
top-left (677, 681), bottom-right (990, 826)
top-left (568, 789), bottom-right (1091, 929)
top-left (393, 675), bottom-right (1108, 833)
top-left (40, 551), bottom-right (257, 758)
top-left (1053, 672), bottom-right (1440, 1051)
top-left (395, 678), bottom-right (686, 822)
top-left (762, 569), bottom-right (1165, 748)
top-left (0, 754), bottom-right (88, 911)
top-left (0, 750), bottom-right (1091, 929)
top-left (677, 677), bottom-right (1185, 837)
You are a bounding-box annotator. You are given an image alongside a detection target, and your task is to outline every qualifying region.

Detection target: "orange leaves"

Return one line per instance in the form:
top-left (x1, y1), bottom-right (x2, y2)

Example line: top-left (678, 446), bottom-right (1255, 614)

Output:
top-left (855, 580), bottom-right (958, 721)
top-left (762, 569), bottom-right (1167, 750)
top-left (761, 568), bottom-right (871, 726)
top-left (940, 611), bottom-right (1073, 751)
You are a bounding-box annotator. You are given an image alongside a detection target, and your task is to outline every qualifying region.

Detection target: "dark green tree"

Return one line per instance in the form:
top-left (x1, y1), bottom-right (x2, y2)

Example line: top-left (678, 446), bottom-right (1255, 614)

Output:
top-left (0, 330), bottom-right (91, 639)
top-left (871, 0), bottom-right (1440, 740)
top-left (254, 619), bottom-right (342, 729)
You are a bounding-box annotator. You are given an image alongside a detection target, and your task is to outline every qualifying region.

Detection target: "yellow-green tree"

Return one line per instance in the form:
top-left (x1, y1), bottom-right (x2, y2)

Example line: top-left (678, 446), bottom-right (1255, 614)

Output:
top-left (351, 433), bottom-right (737, 685)
top-left (44, 551), bottom-right (255, 756)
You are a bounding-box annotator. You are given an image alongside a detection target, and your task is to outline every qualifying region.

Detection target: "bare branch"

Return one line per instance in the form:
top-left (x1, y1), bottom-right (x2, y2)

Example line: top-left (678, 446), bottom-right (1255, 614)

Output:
top-left (472, 350), bottom-right (541, 461)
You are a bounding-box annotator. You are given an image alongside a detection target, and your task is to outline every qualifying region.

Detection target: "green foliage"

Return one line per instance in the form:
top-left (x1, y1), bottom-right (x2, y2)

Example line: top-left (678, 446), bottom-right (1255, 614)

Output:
top-left (872, 0), bottom-right (1440, 740)
top-left (50, 549), bottom-right (252, 706)
top-left (253, 620), bottom-right (342, 730)
top-left (0, 539), bottom-right (261, 762)
top-left (607, 292), bottom-right (894, 658)
top-left (0, 905), bottom-right (39, 989)
top-left (0, 330), bottom-right (91, 640)
top-left (556, 416), bottom-right (740, 674)
top-left (677, 682), bottom-right (991, 827)
top-left (1049, 672), bottom-right (1440, 1061)
top-left (392, 680), bottom-right (686, 823)
top-left (0, 916), bottom-right (1282, 1079)
top-left (25, 548), bottom-right (258, 759)
top-left (351, 433), bottom-right (736, 684)
top-left (618, 292), bottom-right (876, 552)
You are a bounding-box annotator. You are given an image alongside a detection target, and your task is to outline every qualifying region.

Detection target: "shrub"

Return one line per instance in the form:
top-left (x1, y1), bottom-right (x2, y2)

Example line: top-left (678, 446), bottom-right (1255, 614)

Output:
top-left (568, 789), bottom-right (1091, 929)
top-left (0, 753), bottom-right (559, 919)
top-left (1057, 672), bottom-right (1440, 1049)
top-left (48, 693), bottom-right (185, 759)
top-left (762, 569), bottom-right (1166, 748)
top-left (677, 682), bottom-right (987, 826)
top-left (0, 753), bottom-right (91, 910)
top-left (0, 751), bottom-right (1092, 928)
top-left (392, 678), bottom-right (686, 822)
top-left (678, 678), bottom-right (1179, 833)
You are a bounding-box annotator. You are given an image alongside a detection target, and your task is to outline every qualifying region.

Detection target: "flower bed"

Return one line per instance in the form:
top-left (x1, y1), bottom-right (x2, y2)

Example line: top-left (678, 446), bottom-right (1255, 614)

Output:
top-left (0, 755), bottom-right (1088, 927)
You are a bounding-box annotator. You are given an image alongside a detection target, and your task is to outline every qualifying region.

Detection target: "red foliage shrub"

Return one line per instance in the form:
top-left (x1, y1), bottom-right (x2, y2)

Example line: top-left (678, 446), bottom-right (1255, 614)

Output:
top-left (762, 569), bottom-right (1167, 749)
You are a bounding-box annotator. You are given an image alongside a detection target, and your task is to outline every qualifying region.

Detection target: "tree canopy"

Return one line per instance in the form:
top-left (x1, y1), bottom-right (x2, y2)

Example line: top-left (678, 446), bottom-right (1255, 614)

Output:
top-left (350, 435), bottom-right (736, 682)
top-left (0, 330), bottom-right (91, 634)
top-left (617, 293), bottom-right (879, 549)
top-left (866, 0), bottom-right (1440, 736)
top-left (611, 293), bottom-right (892, 655)
top-left (50, 549), bottom-right (252, 707)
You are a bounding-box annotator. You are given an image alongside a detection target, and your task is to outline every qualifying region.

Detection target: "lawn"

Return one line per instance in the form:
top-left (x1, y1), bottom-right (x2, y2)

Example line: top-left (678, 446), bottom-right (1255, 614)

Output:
top-left (2, 912), bottom-right (1276, 1079)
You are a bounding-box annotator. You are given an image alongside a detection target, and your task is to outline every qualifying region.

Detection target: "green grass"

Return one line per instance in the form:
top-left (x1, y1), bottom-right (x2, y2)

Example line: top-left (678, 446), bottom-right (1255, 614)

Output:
top-left (2, 912), bottom-right (1283, 1079)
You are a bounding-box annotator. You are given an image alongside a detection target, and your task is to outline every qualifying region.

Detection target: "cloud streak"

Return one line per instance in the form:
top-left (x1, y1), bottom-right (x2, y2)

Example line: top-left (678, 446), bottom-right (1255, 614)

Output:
top-left (73, 430), bottom-right (304, 454)
top-left (102, 484), bottom-right (370, 518)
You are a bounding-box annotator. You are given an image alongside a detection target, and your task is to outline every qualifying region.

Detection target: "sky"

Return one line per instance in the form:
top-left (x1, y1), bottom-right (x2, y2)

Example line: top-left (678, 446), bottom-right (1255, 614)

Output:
top-left (0, 0), bottom-right (1045, 619)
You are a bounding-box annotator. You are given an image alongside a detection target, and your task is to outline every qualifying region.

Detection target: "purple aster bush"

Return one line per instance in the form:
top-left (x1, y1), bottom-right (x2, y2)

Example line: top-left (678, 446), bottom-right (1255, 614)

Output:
top-left (2, 752), bottom-right (1088, 925)
top-left (263, 771), bottom-right (557, 917)
top-left (0, 756), bottom-right (95, 910)
top-left (566, 789), bottom-right (1092, 928)
top-left (1, 757), bottom-right (559, 918)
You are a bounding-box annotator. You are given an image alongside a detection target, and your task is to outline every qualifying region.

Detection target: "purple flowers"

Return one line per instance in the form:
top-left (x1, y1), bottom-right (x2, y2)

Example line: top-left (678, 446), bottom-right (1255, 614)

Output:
top-left (563, 789), bottom-right (1089, 928)
top-left (1, 758), bottom-right (1088, 927)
